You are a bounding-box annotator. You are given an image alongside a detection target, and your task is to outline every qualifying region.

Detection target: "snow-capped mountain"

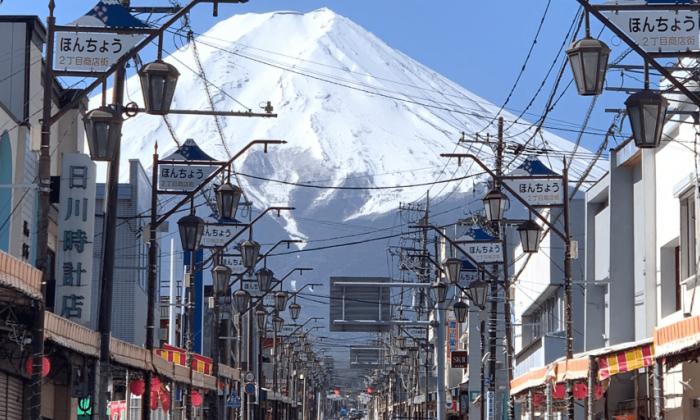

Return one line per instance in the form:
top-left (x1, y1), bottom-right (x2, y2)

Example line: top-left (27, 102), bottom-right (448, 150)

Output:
top-left (99, 8), bottom-right (606, 359)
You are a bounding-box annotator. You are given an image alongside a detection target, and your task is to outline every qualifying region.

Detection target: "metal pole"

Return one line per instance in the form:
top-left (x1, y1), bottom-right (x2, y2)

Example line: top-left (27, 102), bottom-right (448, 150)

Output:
top-left (487, 272), bottom-right (498, 420)
top-left (587, 356), bottom-right (596, 420)
top-left (653, 359), bottom-right (664, 420)
top-left (480, 320), bottom-right (485, 420)
top-left (563, 160), bottom-right (574, 420)
top-left (186, 250), bottom-right (196, 420)
top-left (143, 149), bottom-right (159, 420)
top-left (212, 277), bottom-right (222, 420)
top-left (436, 301), bottom-right (447, 420)
top-left (31, 2), bottom-right (55, 417)
top-left (98, 65), bottom-right (125, 419)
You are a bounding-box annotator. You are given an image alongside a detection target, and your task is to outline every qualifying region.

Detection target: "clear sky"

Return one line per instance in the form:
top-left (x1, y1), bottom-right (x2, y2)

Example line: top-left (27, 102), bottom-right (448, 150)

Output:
top-left (1, 0), bottom-right (643, 155)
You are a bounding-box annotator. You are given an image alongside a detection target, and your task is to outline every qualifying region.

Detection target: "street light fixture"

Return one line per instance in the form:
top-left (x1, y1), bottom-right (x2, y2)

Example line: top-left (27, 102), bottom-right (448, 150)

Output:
top-left (566, 36), bottom-right (611, 96)
top-left (215, 183), bottom-right (243, 220)
top-left (442, 257), bottom-right (462, 284)
top-left (431, 280), bottom-right (448, 304)
top-left (273, 316), bottom-right (284, 334)
top-left (289, 302), bottom-right (301, 320)
top-left (177, 213), bottom-right (205, 252)
top-left (83, 105), bottom-right (123, 161)
top-left (212, 264), bottom-right (232, 295)
top-left (453, 301), bottom-right (468, 324)
top-left (256, 308), bottom-right (268, 332)
top-left (482, 188), bottom-right (508, 222)
top-left (517, 219), bottom-right (543, 253)
top-left (241, 239), bottom-right (261, 270)
top-left (275, 291), bottom-right (289, 312)
top-left (625, 89), bottom-right (669, 149)
top-left (138, 59), bottom-right (180, 115)
top-left (256, 267), bottom-right (274, 292)
top-left (466, 279), bottom-right (489, 310)
top-left (233, 289), bottom-right (250, 314)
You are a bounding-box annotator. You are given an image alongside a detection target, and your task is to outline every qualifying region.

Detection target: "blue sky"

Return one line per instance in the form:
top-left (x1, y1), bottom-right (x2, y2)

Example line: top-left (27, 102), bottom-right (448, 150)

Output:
top-left (2, 0), bottom-right (641, 154)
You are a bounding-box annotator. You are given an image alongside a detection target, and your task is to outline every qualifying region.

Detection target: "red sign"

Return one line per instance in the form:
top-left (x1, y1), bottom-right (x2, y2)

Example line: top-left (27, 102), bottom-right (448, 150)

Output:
top-left (450, 350), bottom-right (468, 368)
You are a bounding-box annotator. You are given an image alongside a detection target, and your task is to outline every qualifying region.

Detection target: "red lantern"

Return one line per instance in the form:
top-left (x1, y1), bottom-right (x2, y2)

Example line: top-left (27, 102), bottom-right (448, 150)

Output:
top-left (129, 379), bottom-right (146, 396)
top-left (533, 393), bottom-right (543, 407)
top-left (219, 380), bottom-right (224, 390)
top-left (160, 390), bottom-right (170, 412)
top-left (152, 377), bottom-right (161, 389)
top-left (595, 384), bottom-right (604, 400)
top-left (191, 389), bottom-right (203, 407)
top-left (552, 383), bottom-right (566, 399)
top-left (150, 391), bottom-right (159, 410)
top-left (573, 383), bottom-right (588, 399)
top-left (25, 357), bottom-right (50, 378)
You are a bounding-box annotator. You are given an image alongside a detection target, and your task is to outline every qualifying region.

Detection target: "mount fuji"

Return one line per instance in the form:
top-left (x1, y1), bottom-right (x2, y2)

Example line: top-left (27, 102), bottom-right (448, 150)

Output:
top-left (99, 7), bottom-right (606, 366)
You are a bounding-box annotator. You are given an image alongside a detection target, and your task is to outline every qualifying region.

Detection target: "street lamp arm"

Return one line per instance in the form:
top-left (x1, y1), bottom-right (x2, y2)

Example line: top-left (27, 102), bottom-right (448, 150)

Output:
top-left (440, 153), bottom-right (567, 241)
top-left (281, 318), bottom-right (323, 339)
top-left (239, 267), bottom-right (313, 316)
top-left (155, 140), bottom-right (287, 229)
top-left (290, 283), bottom-right (323, 298)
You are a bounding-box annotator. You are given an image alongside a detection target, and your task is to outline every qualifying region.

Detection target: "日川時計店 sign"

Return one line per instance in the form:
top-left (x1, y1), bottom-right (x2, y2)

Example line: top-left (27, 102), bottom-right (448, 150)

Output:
top-left (602, 9), bottom-right (699, 53)
top-left (54, 32), bottom-right (143, 72)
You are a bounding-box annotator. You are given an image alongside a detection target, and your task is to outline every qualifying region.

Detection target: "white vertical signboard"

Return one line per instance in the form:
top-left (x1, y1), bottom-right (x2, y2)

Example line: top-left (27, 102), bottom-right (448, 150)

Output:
top-left (55, 153), bottom-right (96, 328)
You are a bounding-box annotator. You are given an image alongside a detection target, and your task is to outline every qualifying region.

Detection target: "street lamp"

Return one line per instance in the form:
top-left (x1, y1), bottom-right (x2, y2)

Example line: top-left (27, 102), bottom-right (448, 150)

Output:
top-left (566, 37), bottom-right (610, 96)
top-left (215, 183), bottom-right (243, 220)
top-left (257, 267), bottom-right (274, 292)
top-left (431, 280), bottom-right (448, 303)
top-left (241, 239), bottom-right (261, 270)
top-left (255, 308), bottom-right (268, 332)
top-left (442, 257), bottom-right (462, 284)
top-left (177, 213), bottom-right (205, 252)
top-left (517, 220), bottom-right (543, 253)
top-left (138, 59), bottom-right (180, 115)
top-left (233, 289), bottom-right (251, 313)
top-left (465, 279), bottom-right (489, 311)
top-left (273, 315), bottom-right (284, 333)
top-left (289, 302), bottom-right (301, 321)
top-left (453, 301), bottom-right (468, 324)
top-left (482, 188), bottom-right (508, 222)
top-left (275, 291), bottom-right (289, 312)
top-left (625, 89), bottom-right (669, 149)
top-left (83, 105), bottom-right (123, 161)
top-left (212, 264), bottom-right (232, 294)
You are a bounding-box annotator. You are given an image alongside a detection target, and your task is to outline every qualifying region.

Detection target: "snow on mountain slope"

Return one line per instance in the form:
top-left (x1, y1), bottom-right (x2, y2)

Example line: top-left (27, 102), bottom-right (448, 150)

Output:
top-left (113, 7), bottom-right (604, 235)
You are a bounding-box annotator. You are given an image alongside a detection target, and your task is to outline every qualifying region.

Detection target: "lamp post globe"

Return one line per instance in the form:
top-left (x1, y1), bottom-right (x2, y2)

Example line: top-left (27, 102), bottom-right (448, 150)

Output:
top-left (273, 316), bottom-right (284, 334)
top-left (442, 257), bottom-right (462, 284)
top-left (625, 89), bottom-right (669, 149)
top-left (453, 301), bottom-right (468, 324)
top-left (139, 59), bottom-right (180, 115)
top-left (255, 309), bottom-right (268, 331)
top-left (431, 280), bottom-right (448, 304)
top-left (289, 302), bottom-right (301, 320)
top-left (256, 267), bottom-right (274, 292)
top-left (233, 289), bottom-right (250, 314)
top-left (177, 214), bottom-right (205, 252)
top-left (215, 183), bottom-right (243, 221)
top-left (240, 240), bottom-right (261, 270)
top-left (482, 188), bottom-right (508, 222)
top-left (84, 105), bottom-right (123, 162)
top-left (566, 36), bottom-right (611, 96)
top-left (211, 265), bottom-right (232, 295)
top-left (467, 279), bottom-right (489, 310)
top-left (517, 219), bottom-right (543, 253)
top-left (274, 291), bottom-right (289, 313)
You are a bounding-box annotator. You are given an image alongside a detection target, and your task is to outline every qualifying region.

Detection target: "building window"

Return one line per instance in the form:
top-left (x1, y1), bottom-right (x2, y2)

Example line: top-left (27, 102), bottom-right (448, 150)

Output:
top-left (679, 191), bottom-right (696, 281)
top-left (530, 294), bottom-right (563, 341)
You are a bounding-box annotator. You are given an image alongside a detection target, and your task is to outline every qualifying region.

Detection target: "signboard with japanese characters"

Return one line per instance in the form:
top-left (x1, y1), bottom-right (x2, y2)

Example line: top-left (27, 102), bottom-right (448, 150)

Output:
top-left (222, 255), bottom-right (246, 275)
top-left (54, 32), bottom-right (142, 72)
top-left (158, 164), bottom-right (219, 192)
top-left (55, 153), bottom-right (96, 328)
top-left (447, 318), bottom-right (458, 357)
top-left (200, 217), bottom-right (244, 249)
top-left (458, 241), bottom-right (503, 264)
top-left (602, 9), bottom-right (699, 53)
top-left (504, 177), bottom-right (564, 207)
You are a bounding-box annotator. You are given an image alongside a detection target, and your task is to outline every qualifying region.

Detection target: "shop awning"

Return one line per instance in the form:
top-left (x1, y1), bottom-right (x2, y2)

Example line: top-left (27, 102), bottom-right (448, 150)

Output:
top-left (654, 313), bottom-right (700, 358)
top-left (510, 337), bottom-right (654, 395)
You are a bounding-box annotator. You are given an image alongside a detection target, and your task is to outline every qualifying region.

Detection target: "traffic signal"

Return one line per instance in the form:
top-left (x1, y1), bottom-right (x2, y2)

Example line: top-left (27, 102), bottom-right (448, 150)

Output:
top-left (366, 387), bottom-right (372, 394)
top-left (334, 389), bottom-right (340, 395)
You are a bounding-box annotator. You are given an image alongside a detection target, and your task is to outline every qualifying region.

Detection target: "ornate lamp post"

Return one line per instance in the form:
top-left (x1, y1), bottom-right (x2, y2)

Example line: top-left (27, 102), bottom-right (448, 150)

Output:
top-left (517, 220), bottom-right (543, 253)
top-left (625, 88), bottom-right (669, 149)
top-left (216, 183), bottom-right (243, 220)
top-left (211, 262), bottom-right (231, 419)
top-left (83, 105), bottom-right (123, 161)
top-left (178, 211), bottom-right (205, 420)
top-left (481, 188), bottom-right (508, 222)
